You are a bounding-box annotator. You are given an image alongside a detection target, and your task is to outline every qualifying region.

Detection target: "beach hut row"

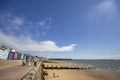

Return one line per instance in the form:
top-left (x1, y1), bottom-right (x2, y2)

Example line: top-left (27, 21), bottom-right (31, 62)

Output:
top-left (7, 52), bottom-right (24, 60)
top-left (0, 48), bottom-right (32, 60)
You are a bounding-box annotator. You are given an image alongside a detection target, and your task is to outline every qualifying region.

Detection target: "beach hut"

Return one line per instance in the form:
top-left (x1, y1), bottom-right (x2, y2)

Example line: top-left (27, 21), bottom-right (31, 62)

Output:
top-left (17, 53), bottom-right (22, 60)
top-left (17, 53), bottom-right (24, 60)
top-left (23, 54), bottom-right (26, 60)
top-left (8, 52), bottom-right (14, 60)
top-left (0, 48), bottom-right (10, 60)
top-left (21, 54), bottom-right (24, 59)
top-left (25, 54), bottom-right (32, 66)
top-left (26, 55), bottom-right (29, 62)
top-left (0, 49), bottom-right (3, 59)
top-left (13, 52), bottom-right (18, 60)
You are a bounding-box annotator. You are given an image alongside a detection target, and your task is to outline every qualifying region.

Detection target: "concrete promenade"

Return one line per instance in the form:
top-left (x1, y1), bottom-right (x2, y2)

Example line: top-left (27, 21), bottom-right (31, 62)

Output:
top-left (22, 61), bottom-right (42, 80)
top-left (0, 65), bottom-right (34, 80)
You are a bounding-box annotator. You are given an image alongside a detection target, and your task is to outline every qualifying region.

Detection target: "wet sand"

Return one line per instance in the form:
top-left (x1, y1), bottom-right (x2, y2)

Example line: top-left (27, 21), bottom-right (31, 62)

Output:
top-left (43, 61), bottom-right (120, 80)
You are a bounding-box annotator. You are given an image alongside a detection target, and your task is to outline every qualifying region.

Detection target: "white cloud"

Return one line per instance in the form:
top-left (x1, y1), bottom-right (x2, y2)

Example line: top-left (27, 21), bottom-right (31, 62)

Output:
top-left (0, 10), bottom-right (52, 37)
top-left (87, 0), bottom-right (119, 26)
top-left (48, 17), bottom-right (53, 23)
top-left (13, 17), bottom-right (23, 26)
top-left (0, 11), bottom-right (23, 30)
top-left (38, 20), bottom-right (46, 26)
top-left (0, 9), bottom-right (77, 54)
top-left (0, 31), bottom-right (76, 53)
top-left (38, 17), bottom-right (53, 30)
top-left (96, 0), bottom-right (118, 17)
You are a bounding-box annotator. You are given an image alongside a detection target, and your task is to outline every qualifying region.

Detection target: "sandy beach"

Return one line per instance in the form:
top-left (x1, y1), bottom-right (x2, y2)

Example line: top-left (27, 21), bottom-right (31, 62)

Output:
top-left (43, 61), bottom-right (120, 80)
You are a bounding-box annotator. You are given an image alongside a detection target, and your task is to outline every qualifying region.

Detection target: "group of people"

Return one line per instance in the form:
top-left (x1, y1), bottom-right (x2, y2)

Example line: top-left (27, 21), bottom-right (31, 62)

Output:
top-left (22, 58), bottom-right (39, 66)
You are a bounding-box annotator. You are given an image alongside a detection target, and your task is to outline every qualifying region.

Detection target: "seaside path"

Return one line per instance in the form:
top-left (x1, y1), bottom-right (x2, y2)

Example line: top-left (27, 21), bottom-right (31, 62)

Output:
top-left (0, 65), bottom-right (34, 80)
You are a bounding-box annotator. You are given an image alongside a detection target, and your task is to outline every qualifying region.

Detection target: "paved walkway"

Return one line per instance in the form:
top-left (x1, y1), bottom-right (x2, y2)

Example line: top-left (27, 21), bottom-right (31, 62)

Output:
top-left (0, 65), bottom-right (34, 80)
top-left (22, 62), bottom-right (42, 80)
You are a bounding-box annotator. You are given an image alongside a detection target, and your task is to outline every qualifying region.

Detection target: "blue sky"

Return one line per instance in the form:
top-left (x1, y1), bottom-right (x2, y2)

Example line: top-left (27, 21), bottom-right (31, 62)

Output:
top-left (0, 0), bottom-right (120, 59)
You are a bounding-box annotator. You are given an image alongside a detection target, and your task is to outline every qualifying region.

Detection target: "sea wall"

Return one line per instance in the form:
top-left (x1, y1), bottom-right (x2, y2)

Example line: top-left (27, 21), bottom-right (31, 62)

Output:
top-left (0, 60), bottom-right (22, 69)
top-left (22, 61), bottom-right (42, 80)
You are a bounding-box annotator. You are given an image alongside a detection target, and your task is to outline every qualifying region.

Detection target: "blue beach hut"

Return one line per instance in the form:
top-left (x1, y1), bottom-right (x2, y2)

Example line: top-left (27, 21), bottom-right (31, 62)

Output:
top-left (7, 52), bottom-right (14, 60)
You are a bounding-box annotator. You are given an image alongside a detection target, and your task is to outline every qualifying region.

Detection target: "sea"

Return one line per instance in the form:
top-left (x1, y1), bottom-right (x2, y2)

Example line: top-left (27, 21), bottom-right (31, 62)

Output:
top-left (61, 59), bottom-right (120, 73)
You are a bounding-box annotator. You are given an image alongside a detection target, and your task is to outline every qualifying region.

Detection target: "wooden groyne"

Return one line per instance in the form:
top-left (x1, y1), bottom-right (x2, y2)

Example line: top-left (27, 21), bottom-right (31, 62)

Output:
top-left (44, 66), bottom-right (92, 70)
top-left (42, 60), bottom-right (93, 70)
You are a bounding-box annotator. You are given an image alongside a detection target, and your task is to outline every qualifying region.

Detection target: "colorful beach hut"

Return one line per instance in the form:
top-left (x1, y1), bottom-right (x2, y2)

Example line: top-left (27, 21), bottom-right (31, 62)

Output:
top-left (7, 52), bottom-right (14, 60)
top-left (17, 53), bottom-right (24, 60)
top-left (0, 48), bottom-right (10, 59)
top-left (13, 52), bottom-right (18, 60)
top-left (17, 53), bottom-right (22, 60)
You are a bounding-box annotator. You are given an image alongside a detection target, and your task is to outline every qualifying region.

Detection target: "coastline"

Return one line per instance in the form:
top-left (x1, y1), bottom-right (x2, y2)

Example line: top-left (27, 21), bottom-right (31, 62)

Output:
top-left (43, 60), bottom-right (120, 80)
